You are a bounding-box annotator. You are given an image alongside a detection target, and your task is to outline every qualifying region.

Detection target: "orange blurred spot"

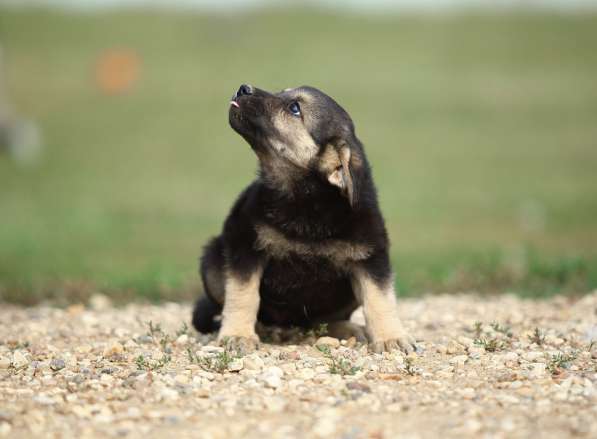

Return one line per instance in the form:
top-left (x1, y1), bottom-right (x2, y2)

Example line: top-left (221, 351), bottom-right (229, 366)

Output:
top-left (95, 49), bottom-right (140, 95)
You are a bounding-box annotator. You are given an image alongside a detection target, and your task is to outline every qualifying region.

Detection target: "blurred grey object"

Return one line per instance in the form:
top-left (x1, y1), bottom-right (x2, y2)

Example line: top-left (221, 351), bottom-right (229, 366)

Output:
top-left (0, 45), bottom-right (43, 166)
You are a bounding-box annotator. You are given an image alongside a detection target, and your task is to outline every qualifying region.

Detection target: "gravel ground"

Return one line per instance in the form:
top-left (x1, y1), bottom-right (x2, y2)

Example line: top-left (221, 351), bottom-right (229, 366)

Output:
top-left (1, 293), bottom-right (596, 439)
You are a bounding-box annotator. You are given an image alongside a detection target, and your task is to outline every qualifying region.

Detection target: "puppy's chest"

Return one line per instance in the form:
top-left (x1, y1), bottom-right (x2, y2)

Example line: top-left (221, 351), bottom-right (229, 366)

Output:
top-left (254, 223), bottom-right (372, 266)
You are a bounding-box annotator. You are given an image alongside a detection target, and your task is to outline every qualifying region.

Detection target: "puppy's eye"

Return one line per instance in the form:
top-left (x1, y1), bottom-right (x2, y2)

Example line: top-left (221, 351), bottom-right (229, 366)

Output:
top-left (289, 102), bottom-right (301, 116)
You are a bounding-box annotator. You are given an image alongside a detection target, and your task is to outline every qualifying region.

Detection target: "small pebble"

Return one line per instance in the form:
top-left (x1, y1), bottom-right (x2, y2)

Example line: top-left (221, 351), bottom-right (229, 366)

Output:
top-left (103, 342), bottom-right (124, 359)
top-left (50, 358), bottom-right (66, 371)
top-left (0, 357), bottom-right (10, 369)
top-left (227, 359), bottom-right (244, 372)
top-left (528, 362), bottom-right (547, 379)
top-left (449, 355), bottom-right (468, 366)
top-left (243, 354), bottom-right (265, 370)
top-left (315, 337), bottom-right (340, 348)
top-left (12, 351), bottom-right (29, 369)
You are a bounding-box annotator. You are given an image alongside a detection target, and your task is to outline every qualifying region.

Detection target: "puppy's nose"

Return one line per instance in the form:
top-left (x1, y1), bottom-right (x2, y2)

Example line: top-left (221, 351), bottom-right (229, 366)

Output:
top-left (236, 84), bottom-right (253, 98)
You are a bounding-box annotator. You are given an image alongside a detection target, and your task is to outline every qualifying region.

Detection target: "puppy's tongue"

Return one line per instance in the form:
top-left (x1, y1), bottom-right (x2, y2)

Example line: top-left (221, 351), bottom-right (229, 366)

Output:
top-left (230, 101), bottom-right (239, 108)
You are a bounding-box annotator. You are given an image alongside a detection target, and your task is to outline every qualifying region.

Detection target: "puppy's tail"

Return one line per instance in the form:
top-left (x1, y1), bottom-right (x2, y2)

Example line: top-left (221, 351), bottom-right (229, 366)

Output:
top-left (192, 295), bottom-right (222, 334)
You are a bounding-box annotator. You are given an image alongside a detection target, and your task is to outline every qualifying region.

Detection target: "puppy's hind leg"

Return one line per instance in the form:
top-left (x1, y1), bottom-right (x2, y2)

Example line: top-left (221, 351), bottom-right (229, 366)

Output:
top-left (192, 296), bottom-right (222, 334)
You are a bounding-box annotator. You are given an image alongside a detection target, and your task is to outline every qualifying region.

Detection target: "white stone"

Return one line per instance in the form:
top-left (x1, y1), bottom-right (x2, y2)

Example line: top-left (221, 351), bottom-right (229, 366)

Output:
top-left (201, 346), bottom-right (224, 353)
top-left (89, 294), bottom-right (112, 311)
top-left (260, 366), bottom-right (284, 389)
top-left (263, 396), bottom-right (286, 412)
top-left (459, 387), bottom-right (476, 399)
top-left (468, 347), bottom-right (484, 359)
top-left (313, 417), bottom-right (337, 437)
top-left (0, 422), bottom-right (11, 436)
top-left (102, 342), bottom-right (124, 359)
top-left (0, 357), bottom-right (10, 369)
top-left (503, 352), bottom-right (519, 362)
top-left (528, 362), bottom-right (546, 379)
top-left (262, 374), bottom-right (282, 389)
top-left (264, 366), bottom-right (284, 377)
top-left (523, 351), bottom-right (544, 362)
top-left (197, 371), bottom-right (215, 381)
top-left (497, 394), bottom-right (520, 404)
top-left (463, 419), bottom-right (482, 433)
top-left (124, 340), bottom-right (138, 350)
top-left (175, 334), bottom-right (189, 345)
top-left (280, 363), bottom-right (297, 374)
top-left (446, 341), bottom-right (465, 354)
top-left (457, 336), bottom-right (474, 347)
top-left (33, 394), bottom-right (56, 405)
top-left (449, 355), bottom-right (468, 366)
top-left (160, 387), bottom-right (179, 400)
top-left (243, 354), bottom-right (265, 370)
top-left (227, 359), bottom-right (244, 372)
top-left (298, 368), bottom-right (316, 380)
top-left (12, 351), bottom-right (28, 369)
top-left (174, 374), bottom-right (189, 384)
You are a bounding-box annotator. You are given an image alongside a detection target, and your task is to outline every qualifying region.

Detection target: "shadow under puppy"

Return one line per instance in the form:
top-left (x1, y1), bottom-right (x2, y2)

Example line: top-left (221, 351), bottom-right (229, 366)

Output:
top-left (192, 84), bottom-right (416, 354)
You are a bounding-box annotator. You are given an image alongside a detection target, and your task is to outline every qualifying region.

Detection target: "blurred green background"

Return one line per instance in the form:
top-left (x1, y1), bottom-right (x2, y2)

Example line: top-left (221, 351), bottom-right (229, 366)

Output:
top-left (1, 6), bottom-right (596, 304)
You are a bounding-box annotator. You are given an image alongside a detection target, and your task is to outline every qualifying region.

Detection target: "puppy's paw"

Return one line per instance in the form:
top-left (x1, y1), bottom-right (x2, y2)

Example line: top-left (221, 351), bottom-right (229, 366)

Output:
top-left (218, 335), bottom-right (259, 355)
top-left (369, 333), bottom-right (417, 354)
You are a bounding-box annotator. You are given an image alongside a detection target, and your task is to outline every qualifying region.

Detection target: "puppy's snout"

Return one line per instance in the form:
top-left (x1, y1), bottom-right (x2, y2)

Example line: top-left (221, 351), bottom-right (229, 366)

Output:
top-left (236, 84), bottom-right (253, 98)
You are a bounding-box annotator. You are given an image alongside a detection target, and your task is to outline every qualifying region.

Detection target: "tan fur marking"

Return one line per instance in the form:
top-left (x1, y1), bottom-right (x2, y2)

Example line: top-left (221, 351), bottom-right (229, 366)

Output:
top-left (338, 147), bottom-right (354, 205)
top-left (351, 269), bottom-right (408, 343)
top-left (255, 223), bottom-right (372, 264)
top-left (349, 148), bottom-right (363, 169)
top-left (218, 268), bottom-right (262, 341)
top-left (318, 144), bottom-right (342, 173)
top-left (270, 111), bottom-right (318, 167)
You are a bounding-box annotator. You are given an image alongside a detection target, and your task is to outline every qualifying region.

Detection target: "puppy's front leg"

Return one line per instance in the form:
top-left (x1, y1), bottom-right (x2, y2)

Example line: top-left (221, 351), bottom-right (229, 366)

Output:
top-left (351, 266), bottom-right (416, 354)
top-left (218, 267), bottom-right (262, 353)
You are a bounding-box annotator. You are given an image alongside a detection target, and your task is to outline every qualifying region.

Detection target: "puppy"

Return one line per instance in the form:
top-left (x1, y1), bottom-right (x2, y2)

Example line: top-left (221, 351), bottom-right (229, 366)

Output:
top-left (192, 84), bottom-right (415, 353)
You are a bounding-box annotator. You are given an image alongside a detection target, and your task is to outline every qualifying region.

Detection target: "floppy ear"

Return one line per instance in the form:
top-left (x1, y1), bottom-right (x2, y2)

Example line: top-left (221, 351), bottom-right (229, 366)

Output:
top-left (321, 138), bottom-right (362, 207)
top-left (327, 145), bottom-right (355, 206)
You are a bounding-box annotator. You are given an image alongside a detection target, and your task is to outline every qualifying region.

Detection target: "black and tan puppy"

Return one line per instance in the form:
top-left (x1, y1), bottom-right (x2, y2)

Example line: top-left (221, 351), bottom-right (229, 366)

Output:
top-left (192, 84), bottom-right (416, 353)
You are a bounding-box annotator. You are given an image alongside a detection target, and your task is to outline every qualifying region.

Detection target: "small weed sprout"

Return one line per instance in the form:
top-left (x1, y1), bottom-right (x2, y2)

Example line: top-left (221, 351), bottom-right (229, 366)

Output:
top-left (316, 345), bottom-right (359, 376)
top-left (473, 321), bottom-right (511, 352)
top-left (176, 322), bottom-right (189, 337)
top-left (548, 352), bottom-right (577, 374)
top-left (136, 354), bottom-right (171, 371)
top-left (187, 348), bottom-right (238, 373)
top-left (473, 322), bottom-right (483, 339)
top-left (404, 356), bottom-right (416, 376)
top-left (490, 322), bottom-right (513, 338)
top-left (306, 323), bottom-right (329, 338)
top-left (159, 334), bottom-right (172, 353)
top-left (146, 321), bottom-right (163, 338)
top-left (474, 336), bottom-right (505, 352)
top-left (529, 327), bottom-right (546, 346)
top-left (143, 320), bottom-right (174, 353)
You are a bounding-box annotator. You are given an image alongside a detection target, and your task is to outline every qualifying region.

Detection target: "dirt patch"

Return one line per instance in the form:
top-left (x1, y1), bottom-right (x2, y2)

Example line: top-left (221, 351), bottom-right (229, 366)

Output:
top-left (1, 293), bottom-right (596, 438)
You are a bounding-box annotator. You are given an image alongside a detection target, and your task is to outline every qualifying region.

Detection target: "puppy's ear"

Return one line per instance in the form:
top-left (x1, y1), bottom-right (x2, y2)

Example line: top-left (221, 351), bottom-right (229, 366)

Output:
top-left (321, 139), bottom-right (362, 207)
top-left (327, 145), bottom-right (355, 206)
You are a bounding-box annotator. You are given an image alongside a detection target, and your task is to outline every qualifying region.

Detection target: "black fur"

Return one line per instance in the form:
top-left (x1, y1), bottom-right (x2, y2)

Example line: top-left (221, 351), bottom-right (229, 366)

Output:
top-left (192, 85), bottom-right (392, 333)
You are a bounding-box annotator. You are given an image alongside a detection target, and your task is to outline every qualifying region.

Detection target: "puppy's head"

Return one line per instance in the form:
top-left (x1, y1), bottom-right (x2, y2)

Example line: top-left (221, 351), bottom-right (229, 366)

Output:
top-left (229, 84), bottom-right (365, 206)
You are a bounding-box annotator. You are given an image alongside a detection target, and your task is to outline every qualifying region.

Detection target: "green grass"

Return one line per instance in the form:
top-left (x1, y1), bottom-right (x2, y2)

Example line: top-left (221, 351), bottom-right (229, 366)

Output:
top-left (1, 8), bottom-right (596, 303)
